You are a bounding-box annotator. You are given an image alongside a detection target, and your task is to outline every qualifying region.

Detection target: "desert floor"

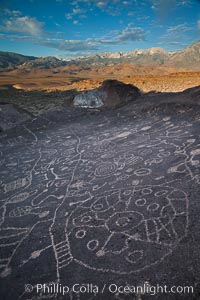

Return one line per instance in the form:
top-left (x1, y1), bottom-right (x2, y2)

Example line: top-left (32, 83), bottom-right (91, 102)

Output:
top-left (1, 69), bottom-right (200, 93)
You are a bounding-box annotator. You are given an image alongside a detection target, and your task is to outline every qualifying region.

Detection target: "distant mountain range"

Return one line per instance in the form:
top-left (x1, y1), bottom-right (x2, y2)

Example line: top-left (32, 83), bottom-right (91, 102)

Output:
top-left (0, 53), bottom-right (68, 72)
top-left (0, 52), bottom-right (36, 71)
top-left (1, 41), bottom-right (200, 72)
top-left (74, 41), bottom-right (200, 70)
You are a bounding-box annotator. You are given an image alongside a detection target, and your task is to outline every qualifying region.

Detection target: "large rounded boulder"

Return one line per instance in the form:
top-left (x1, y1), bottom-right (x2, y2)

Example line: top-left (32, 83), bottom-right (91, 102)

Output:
top-left (73, 80), bottom-right (140, 109)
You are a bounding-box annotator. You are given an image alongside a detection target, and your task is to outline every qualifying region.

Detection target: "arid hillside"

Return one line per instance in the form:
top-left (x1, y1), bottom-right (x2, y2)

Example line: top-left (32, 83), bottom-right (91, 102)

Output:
top-left (1, 62), bottom-right (200, 93)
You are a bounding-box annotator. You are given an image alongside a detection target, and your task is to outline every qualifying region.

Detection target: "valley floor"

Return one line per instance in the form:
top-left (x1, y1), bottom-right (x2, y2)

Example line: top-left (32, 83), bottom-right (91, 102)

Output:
top-left (1, 71), bottom-right (200, 93)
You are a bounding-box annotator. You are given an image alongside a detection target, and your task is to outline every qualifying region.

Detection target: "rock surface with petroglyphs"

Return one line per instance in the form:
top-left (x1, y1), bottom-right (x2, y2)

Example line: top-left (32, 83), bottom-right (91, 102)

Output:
top-left (0, 103), bottom-right (32, 131)
top-left (0, 88), bottom-right (200, 300)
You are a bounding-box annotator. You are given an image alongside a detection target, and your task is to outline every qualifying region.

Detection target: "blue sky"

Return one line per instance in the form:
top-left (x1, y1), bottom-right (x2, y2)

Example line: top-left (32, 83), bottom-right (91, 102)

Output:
top-left (0, 0), bottom-right (200, 58)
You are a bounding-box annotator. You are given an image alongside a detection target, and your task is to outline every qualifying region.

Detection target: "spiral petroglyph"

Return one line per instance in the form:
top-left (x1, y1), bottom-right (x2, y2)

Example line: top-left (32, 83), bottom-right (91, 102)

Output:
top-left (95, 163), bottom-right (117, 177)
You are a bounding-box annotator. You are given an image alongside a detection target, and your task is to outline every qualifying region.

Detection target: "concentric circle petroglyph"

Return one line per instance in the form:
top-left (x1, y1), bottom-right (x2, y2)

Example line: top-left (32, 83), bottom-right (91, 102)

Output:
top-left (95, 162), bottom-right (117, 177)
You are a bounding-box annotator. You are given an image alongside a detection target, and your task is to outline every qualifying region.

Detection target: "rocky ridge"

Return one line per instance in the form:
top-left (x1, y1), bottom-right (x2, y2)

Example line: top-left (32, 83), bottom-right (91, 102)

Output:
top-left (1, 41), bottom-right (200, 72)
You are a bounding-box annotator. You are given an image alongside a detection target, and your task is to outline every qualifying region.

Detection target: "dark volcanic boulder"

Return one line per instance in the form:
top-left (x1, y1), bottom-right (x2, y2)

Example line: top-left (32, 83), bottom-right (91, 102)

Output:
top-left (73, 80), bottom-right (140, 109)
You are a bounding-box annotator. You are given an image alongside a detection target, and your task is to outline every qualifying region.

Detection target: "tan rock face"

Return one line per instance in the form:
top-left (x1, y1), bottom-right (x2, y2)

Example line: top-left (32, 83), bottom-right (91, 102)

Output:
top-left (73, 80), bottom-right (140, 109)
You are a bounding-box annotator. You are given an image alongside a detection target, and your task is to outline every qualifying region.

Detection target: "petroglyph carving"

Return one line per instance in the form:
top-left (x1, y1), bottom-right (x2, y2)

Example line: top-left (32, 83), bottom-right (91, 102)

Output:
top-left (0, 101), bottom-right (199, 297)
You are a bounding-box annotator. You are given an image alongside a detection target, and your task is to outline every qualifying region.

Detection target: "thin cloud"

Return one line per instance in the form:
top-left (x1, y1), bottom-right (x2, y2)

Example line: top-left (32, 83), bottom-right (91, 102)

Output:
top-left (159, 23), bottom-right (195, 47)
top-left (2, 17), bottom-right (45, 35)
top-left (2, 9), bottom-right (22, 17)
top-left (0, 12), bottom-right (47, 36)
top-left (0, 24), bottom-right (146, 53)
top-left (94, 25), bottom-right (146, 44)
top-left (68, 0), bottom-right (139, 16)
top-left (73, 20), bottom-right (81, 25)
top-left (66, 13), bottom-right (73, 19)
top-left (117, 26), bottom-right (146, 41)
top-left (166, 24), bottom-right (193, 37)
top-left (0, 34), bottom-right (100, 51)
top-left (73, 7), bottom-right (86, 14)
top-left (41, 38), bottom-right (99, 51)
